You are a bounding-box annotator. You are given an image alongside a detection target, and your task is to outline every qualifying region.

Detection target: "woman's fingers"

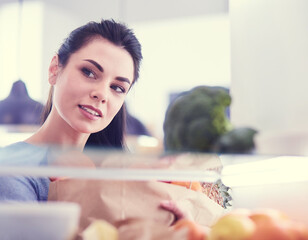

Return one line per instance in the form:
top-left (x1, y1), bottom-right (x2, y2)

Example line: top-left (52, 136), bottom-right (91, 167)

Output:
top-left (159, 200), bottom-right (186, 225)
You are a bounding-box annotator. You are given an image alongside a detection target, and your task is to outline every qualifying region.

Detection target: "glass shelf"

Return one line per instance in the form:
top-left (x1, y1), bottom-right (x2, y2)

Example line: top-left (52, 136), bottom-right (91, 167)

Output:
top-left (0, 145), bottom-right (222, 183)
top-left (1, 142), bottom-right (308, 184)
top-left (220, 154), bottom-right (308, 187)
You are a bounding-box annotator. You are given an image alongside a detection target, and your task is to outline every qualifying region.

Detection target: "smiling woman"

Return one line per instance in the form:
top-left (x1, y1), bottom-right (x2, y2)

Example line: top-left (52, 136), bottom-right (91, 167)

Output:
top-left (37, 19), bottom-right (142, 150)
top-left (40, 37), bottom-right (135, 149)
top-left (0, 19), bottom-right (142, 202)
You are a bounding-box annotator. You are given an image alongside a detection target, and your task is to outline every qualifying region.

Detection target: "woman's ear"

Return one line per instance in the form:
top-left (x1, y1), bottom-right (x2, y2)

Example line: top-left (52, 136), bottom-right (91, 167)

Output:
top-left (48, 55), bottom-right (59, 85)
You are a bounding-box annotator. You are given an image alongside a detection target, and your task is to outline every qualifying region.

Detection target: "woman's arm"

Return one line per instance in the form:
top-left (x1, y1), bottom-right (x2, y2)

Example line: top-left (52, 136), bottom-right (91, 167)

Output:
top-left (0, 176), bottom-right (49, 201)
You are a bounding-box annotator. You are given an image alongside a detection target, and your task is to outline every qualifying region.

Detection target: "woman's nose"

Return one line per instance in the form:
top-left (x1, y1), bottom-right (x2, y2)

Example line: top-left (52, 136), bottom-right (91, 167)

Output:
top-left (90, 85), bottom-right (108, 103)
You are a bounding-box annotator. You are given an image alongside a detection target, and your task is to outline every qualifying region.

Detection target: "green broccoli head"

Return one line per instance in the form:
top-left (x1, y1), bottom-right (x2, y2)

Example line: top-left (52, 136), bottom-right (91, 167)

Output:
top-left (163, 86), bottom-right (232, 152)
top-left (214, 127), bottom-right (258, 154)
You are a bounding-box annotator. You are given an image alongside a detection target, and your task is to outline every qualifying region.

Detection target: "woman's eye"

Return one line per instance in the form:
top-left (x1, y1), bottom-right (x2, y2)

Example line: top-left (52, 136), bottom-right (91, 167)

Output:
top-left (111, 85), bottom-right (126, 93)
top-left (81, 68), bottom-right (95, 78)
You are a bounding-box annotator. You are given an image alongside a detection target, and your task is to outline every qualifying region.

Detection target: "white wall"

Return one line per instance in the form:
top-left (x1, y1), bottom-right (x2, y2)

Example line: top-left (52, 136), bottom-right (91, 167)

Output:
top-left (38, 2), bottom-right (230, 139)
top-left (0, 1), bottom-right (43, 100)
top-left (0, 0), bottom-right (230, 142)
top-left (127, 15), bottom-right (230, 138)
top-left (229, 0), bottom-right (308, 155)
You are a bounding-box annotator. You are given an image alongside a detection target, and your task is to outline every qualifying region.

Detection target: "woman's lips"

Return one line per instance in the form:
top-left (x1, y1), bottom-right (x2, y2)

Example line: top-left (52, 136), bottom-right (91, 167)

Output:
top-left (78, 104), bottom-right (103, 120)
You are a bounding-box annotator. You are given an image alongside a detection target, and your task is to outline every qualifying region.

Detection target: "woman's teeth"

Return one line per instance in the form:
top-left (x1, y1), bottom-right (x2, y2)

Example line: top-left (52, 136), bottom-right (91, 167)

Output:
top-left (79, 105), bottom-right (100, 116)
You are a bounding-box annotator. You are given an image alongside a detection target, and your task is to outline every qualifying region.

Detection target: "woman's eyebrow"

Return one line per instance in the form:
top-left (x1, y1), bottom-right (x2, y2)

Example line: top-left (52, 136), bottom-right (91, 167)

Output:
top-left (83, 59), bottom-right (103, 72)
top-left (83, 58), bottom-right (131, 85)
top-left (116, 77), bottom-right (131, 85)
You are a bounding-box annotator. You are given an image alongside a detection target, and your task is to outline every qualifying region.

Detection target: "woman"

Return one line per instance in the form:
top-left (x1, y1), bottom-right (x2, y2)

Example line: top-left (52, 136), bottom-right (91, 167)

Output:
top-left (39, 19), bottom-right (142, 150)
top-left (0, 19), bottom-right (185, 224)
top-left (0, 19), bottom-right (142, 201)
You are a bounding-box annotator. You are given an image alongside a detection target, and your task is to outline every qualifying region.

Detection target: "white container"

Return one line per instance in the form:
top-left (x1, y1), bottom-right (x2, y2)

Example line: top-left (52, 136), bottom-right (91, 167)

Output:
top-left (0, 202), bottom-right (80, 240)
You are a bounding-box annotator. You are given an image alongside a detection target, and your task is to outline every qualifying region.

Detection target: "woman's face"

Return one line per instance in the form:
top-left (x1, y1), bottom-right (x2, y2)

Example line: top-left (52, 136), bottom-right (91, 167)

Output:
top-left (49, 37), bottom-right (134, 134)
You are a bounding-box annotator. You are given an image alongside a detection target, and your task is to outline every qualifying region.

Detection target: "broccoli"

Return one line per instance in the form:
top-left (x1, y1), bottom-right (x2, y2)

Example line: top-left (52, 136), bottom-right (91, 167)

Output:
top-left (163, 86), bottom-right (257, 154)
top-left (213, 127), bottom-right (258, 154)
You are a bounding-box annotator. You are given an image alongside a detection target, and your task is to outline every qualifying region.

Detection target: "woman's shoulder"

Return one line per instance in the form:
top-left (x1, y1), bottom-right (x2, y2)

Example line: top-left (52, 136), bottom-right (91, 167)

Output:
top-left (0, 141), bottom-right (49, 165)
top-left (0, 142), bottom-right (51, 202)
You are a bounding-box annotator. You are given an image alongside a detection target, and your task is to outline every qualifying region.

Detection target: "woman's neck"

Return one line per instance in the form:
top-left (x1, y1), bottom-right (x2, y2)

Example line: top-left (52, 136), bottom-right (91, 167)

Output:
top-left (25, 112), bottom-right (89, 151)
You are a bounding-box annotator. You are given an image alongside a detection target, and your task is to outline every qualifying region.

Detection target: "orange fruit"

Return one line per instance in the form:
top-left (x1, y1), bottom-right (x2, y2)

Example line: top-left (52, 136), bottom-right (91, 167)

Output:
top-left (249, 208), bottom-right (289, 222)
top-left (248, 209), bottom-right (295, 240)
top-left (170, 181), bottom-right (203, 192)
top-left (285, 221), bottom-right (308, 240)
top-left (249, 220), bottom-right (295, 240)
top-left (173, 219), bottom-right (207, 240)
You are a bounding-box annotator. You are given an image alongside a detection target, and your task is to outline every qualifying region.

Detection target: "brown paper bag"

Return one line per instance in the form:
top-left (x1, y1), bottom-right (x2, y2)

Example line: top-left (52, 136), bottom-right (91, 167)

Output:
top-left (48, 179), bottom-right (225, 233)
top-left (116, 218), bottom-right (188, 240)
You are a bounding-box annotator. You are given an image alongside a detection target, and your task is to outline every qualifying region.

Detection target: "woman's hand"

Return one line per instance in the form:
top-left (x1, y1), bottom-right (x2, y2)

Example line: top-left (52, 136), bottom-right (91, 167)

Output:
top-left (159, 200), bottom-right (187, 225)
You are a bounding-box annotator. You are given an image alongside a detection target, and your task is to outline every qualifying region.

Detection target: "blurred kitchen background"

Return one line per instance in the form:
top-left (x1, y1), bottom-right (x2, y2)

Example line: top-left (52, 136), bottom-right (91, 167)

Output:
top-left (1, 0), bottom-right (308, 156)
